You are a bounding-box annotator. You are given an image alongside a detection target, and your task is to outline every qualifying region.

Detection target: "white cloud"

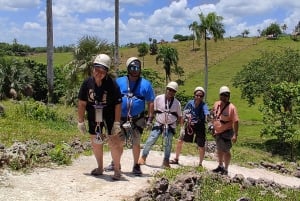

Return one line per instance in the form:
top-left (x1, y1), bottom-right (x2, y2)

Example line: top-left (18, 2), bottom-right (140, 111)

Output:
top-left (23, 22), bottom-right (41, 29)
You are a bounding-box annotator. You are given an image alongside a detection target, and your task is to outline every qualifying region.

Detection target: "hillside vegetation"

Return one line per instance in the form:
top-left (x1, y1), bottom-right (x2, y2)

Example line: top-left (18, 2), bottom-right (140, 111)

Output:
top-left (13, 36), bottom-right (299, 166)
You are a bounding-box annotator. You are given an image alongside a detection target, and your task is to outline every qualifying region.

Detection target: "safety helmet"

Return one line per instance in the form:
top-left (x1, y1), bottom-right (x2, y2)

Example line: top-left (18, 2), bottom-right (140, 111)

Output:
top-left (166, 81), bottom-right (178, 92)
top-left (93, 54), bottom-right (111, 70)
top-left (126, 57), bottom-right (141, 69)
top-left (219, 86), bottom-right (230, 94)
top-left (194, 86), bottom-right (205, 95)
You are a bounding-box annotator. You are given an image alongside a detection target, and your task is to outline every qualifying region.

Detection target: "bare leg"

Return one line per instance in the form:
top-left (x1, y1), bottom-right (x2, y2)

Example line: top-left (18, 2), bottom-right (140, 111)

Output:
top-left (175, 140), bottom-right (184, 159)
top-left (108, 135), bottom-right (123, 176)
top-left (91, 135), bottom-right (103, 172)
top-left (223, 151), bottom-right (231, 170)
top-left (132, 144), bottom-right (140, 165)
top-left (216, 149), bottom-right (224, 167)
top-left (198, 146), bottom-right (205, 165)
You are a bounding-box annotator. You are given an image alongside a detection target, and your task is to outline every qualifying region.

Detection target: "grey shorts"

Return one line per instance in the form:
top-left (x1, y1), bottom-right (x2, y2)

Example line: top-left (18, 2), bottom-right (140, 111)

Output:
top-left (215, 134), bottom-right (232, 152)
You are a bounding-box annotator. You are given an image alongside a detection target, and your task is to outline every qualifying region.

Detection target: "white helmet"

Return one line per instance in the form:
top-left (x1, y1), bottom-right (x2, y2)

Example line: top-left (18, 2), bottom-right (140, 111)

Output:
top-left (194, 86), bottom-right (205, 95)
top-left (126, 57), bottom-right (141, 68)
top-left (94, 54), bottom-right (111, 69)
top-left (166, 81), bottom-right (178, 92)
top-left (219, 86), bottom-right (230, 94)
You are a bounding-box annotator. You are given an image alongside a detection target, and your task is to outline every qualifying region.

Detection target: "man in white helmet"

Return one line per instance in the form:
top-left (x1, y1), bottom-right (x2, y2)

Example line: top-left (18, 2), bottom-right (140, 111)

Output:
top-left (210, 86), bottom-right (239, 175)
top-left (77, 54), bottom-right (123, 180)
top-left (138, 81), bottom-right (183, 168)
top-left (104, 57), bottom-right (155, 176)
top-left (169, 86), bottom-right (209, 166)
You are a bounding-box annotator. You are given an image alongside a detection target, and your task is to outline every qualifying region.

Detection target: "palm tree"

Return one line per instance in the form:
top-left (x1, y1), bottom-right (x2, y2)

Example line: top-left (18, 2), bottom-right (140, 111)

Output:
top-left (155, 45), bottom-right (179, 85)
top-left (242, 29), bottom-right (250, 38)
top-left (188, 21), bottom-right (200, 51)
top-left (46, 0), bottom-right (54, 103)
top-left (196, 12), bottom-right (225, 101)
top-left (281, 24), bottom-right (287, 34)
top-left (71, 35), bottom-right (111, 78)
top-left (114, 0), bottom-right (119, 73)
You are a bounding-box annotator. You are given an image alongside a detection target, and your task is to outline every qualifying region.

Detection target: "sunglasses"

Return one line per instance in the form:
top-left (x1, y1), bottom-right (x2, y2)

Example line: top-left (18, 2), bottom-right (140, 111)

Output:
top-left (129, 65), bottom-right (141, 71)
top-left (220, 93), bottom-right (230, 97)
top-left (195, 94), bottom-right (204, 98)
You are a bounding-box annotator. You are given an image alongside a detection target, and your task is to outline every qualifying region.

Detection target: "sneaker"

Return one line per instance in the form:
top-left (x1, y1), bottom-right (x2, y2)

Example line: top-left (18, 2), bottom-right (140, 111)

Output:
top-left (169, 158), bottom-right (179, 164)
top-left (132, 164), bottom-right (142, 176)
top-left (138, 156), bottom-right (146, 165)
top-left (162, 160), bottom-right (170, 169)
top-left (104, 162), bottom-right (114, 172)
top-left (212, 166), bottom-right (224, 173)
top-left (104, 161), bottom-right (121, 172)
top-left (221, 169), bottom-right (228, 175)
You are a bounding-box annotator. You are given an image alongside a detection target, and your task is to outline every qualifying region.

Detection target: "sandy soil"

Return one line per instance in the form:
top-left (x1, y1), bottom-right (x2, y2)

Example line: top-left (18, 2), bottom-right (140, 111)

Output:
top-left (0, 149), bottom-right (299, 201)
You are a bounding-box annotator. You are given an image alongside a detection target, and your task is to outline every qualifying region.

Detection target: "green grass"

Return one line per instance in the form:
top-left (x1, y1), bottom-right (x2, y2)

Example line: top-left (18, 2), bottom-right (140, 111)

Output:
top-left (25, 52), bottom-right (73, 66)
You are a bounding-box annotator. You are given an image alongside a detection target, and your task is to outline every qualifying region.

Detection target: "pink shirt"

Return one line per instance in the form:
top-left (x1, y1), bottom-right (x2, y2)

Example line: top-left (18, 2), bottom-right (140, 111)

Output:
top-left (212, 100), bottom-right (239, 134)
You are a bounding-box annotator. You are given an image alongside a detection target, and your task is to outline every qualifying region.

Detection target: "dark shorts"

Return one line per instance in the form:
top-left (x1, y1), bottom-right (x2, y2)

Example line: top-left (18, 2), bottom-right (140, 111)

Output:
top-left (182, 123), bottom-right (206, 147)
top-left (88, 120), bottom-right (113, 135)
top-left (215, 129), bottom-right (233, 152)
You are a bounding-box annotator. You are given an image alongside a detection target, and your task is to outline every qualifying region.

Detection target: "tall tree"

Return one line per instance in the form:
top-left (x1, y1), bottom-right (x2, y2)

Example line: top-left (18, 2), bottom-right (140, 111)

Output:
top-left (114, 0), bottom-right (119, 74)
top-left (196, 12), bottom-right (225, 101)
top-left (188, 21), bottom-right (200, 51)
top-left (156, 45), bottom-right (179, 84)
top-left (281, 24), bottom-right (287, 33)
top-left (46, 0), bottom-right (54, 103)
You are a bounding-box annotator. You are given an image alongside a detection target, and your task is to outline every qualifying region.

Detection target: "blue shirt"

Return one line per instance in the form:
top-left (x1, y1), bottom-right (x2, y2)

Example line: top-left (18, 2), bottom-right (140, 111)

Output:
top-left (183, 100), bottom-right (209, 123)
top-left (116, 76), bottom-right (155, 118)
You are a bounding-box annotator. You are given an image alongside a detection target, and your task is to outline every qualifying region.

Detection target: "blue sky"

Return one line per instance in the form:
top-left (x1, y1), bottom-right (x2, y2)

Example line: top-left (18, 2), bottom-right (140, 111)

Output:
top-left (0, 0), bottom-right (299, 47)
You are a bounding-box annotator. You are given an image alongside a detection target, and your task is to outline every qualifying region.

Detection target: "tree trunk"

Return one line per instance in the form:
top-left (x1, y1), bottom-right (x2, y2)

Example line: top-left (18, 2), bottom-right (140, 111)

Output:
top-left (46, 0), bottom-right (54, 103)
top-left (204, 32), bottom-right (208, 102)
top-left (114, 0), bottom-right (119, 74)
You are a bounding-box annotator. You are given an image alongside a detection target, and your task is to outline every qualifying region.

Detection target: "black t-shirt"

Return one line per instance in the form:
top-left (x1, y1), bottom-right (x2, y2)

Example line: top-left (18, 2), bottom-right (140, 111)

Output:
top-left (78, 76), bottom-right (122, 123)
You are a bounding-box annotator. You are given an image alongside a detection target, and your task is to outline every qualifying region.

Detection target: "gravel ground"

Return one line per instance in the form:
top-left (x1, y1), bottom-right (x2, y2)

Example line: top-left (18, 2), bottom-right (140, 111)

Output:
top-left (0, 149), bottom-right (300, 201)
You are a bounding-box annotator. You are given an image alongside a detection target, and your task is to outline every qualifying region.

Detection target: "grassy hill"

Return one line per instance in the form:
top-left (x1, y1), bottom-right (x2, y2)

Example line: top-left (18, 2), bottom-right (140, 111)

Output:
top-left (19, 36), bottom-right (300, 165)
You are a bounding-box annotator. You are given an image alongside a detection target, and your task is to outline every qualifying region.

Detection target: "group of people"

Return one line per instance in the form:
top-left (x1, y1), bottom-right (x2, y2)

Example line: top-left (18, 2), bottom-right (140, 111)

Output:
top-left (77, 53), bottom-right (239, 180)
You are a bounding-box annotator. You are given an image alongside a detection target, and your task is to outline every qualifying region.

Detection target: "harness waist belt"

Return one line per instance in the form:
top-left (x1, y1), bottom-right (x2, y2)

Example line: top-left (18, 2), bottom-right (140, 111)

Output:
top-left (121, 112), bottom-right (144, 121)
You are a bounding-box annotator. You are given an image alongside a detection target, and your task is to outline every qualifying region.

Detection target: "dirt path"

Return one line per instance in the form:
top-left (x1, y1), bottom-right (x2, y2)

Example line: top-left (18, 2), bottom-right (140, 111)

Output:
top-left (0, 149), bottom-right (299, 201)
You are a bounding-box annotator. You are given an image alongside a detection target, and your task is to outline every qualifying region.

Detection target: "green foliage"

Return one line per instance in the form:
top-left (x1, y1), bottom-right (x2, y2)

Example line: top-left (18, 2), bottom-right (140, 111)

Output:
top-left (259, 82), bottom-right (300, 159)
top-left (173, 34), bottom-right (190, 41)
top-left (175, 90), bottom-right (190, 108)
top-left (156, 45), bottom-right (179, 84)
top-left (24, 59), bottom-right (67, 103)
top-left (197, 173), bottom-right (299, 201)
top-left (232, 48), bottom-right (300, 106)
top-left (149, 39), bottom-right (158, 55)
top-left (15, 100), bottom-right (60, 121)
top-left (137, 42), bottom-right (149, 57)
top-left (262, 23), bottom-right (282, 37)
top-left (232, 48), bottom-right (300, 159)
top-left (0, 57), bottom-right (33, 99)
top-left (49, 143), bottom-right (72, 165)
